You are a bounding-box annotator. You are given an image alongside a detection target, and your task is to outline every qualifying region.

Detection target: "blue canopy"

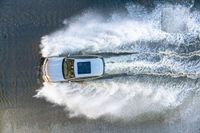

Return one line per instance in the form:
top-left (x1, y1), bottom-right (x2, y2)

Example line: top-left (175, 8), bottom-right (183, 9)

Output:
top-left (77, 62), bottom-right (91, 74)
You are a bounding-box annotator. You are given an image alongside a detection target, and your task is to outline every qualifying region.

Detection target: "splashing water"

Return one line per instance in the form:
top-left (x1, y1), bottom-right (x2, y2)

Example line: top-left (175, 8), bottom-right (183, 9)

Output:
top-left (104, 53), bottom-right (200, 79)
top-left (37, 4), bottom-right (200, 121)
top-left (40, 4), bottom-right (200, 57)
top-left (35, 76), bottom-right (198, 120)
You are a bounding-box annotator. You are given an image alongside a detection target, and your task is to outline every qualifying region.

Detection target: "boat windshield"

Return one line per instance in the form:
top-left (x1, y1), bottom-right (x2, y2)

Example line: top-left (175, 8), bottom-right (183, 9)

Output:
top-left (62, 58), bottom-right (75, 79)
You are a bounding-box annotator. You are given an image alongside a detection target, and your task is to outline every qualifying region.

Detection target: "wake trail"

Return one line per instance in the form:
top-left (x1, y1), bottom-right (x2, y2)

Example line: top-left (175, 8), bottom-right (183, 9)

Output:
top-left (104, 53), bottom-right (200, 79)
top-left (37, 3), bottom-right (200, 121)
top-left (40, 4), bottom-right (200, 57)
top-left (35, 75), bottom-right (200, 120)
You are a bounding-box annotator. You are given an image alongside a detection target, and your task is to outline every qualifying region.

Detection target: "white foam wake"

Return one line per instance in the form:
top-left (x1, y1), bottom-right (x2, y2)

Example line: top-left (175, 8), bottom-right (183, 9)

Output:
top-left (37, 4), bottom-right (200, 121)
top-left (40, 4), bottom-right (200, 57)
top-left (104, 53), bottom-right (200, 79)
top-left (35, 76), bottom-right (196, 120)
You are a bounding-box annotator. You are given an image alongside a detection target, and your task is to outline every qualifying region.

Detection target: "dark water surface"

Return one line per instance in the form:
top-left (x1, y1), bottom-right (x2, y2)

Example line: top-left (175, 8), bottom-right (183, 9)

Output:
top-left (0, 0), bottom-right (200, 133)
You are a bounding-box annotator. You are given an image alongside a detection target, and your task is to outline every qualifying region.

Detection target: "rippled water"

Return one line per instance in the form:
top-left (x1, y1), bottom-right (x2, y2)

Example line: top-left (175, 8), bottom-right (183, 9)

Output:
top-left (1, 0), bottom-right (200, 133)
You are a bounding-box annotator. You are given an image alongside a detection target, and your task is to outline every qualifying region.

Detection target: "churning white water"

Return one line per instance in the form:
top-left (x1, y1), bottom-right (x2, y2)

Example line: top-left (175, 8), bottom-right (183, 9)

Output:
top-left (104, 53), bottom-right (200, 79)
top-left (40, 4), bottom-right (200, 57)
top-left (36, 4), bottom-right (200, 121)
top-left (35, 77), bottom-right (199, 120)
